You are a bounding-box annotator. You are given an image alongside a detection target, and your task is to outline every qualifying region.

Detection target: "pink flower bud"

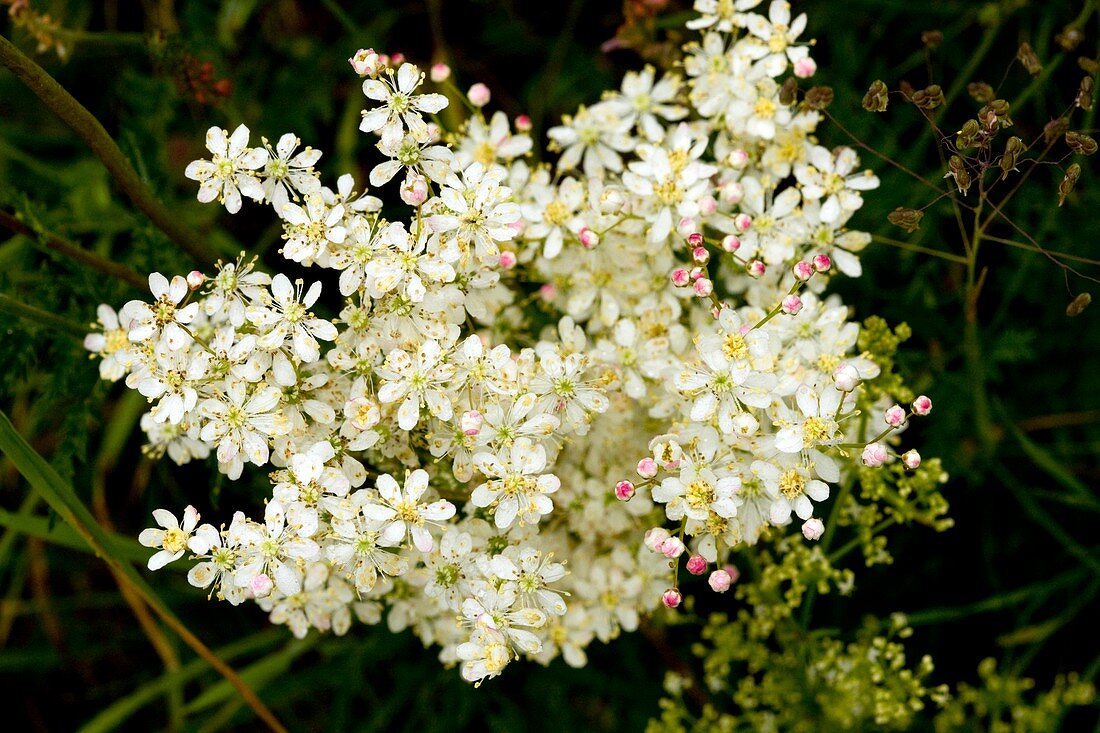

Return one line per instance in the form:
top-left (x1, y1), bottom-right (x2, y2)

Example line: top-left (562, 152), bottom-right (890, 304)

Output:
top-left (677, 217), bottom-right (697, 237)
top-left (686, 555), bottom-right (708, 575)
top-left (912, 395), bottom-right (932, 416)
top-left (389, 53), bottom-right (405, 65)
top-left (662, 588), bottom-right (683, 608)
top-left (660, 536), bottom-right (686, 558)
top-left (721, 235), bottom-right (741, 252)
top-left (186, 270), bottom-right (205, 290)
top-left (902, 449), bottom-right (922, 470)
top-left (833, 362), bottom-right (861, 392)
top-left (721, 181), bottom-right (745, 204)
top-left (497, 251), bottom-right (517, 269)
top-left (801, 517), bottom-right (825, 540)
top-left (349, 48), bottom-right (379, 76)
top-left (460, 410), bottom-right (483, 436)
top-left (399, 175), bottom-right (429, 206)
top-left (430, 62), bottom-right (451, 82)
top-left (514, 114), bottom-right (532, 132)
top-left (812, 253), bottom-right (832, 272)
top-left (727, 148), bottom-right (749, 167)
top-left (794, 57), bottom-right (818, 78)
top-left (698, 196), bottom-right (718, 216)
top-left (793, 260), bottom-right (814, 281)
top-left (644, 527), bottom-right (670, 552)
top-left (884, 404), bottom-right (906, 427)
top-left (670, 268), bottom-right (691, 288)
top-left (637, 457), bottom-right (658, 478)
top-left (467, 83), bottom-right (491, 107)
top-left (693, 277), bottom-right (714, 298)
top-left (708, 569), bottom-right (732, 593)
top-left (687, 232), bottom-right (704, 247)
top-left (747, 260), bottom-right (766, 278)
top-left (578, 226), bottom-right (599, 248)
top-left (690, 267), bottom-right (704, 281)
top-left (861, 442), bottom-right (888, 467)
top-left (781, 294), bottom-right (803, 315)
top-left (734, 213), bottom-right (753, 232)
top-left (692, 246), bottom-right (710, 265)
top-left (724, 564), bottom-right (740, 583)
top-left (615, 480), bottom-right (636, 501)
top-left (539, 283), bottom-right (557, 301)
top-left (250, 573), bottom-right (273, 597)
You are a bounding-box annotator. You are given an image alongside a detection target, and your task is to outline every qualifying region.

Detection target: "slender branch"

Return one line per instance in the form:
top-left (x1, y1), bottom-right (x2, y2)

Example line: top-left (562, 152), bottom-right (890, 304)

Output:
top-left (0, 210), bottom-right (147, 289)
top-left (0, 34), bottom-right (219, 263)
top-left (870, 234), bottom-right (968, 263)
top-left (0, 293), bottom-right (86, 337)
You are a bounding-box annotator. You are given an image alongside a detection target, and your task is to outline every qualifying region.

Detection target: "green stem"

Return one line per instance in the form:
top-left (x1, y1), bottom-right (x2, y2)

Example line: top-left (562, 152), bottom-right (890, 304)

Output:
top-left (0, 293), bottom-right (86, 337)
top-left (0, 34), bottom-right (220, 263)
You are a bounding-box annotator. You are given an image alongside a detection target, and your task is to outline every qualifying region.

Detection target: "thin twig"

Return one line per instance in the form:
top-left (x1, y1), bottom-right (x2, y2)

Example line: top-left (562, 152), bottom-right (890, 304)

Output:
top-left (0, 34), bottom-right (219, 263)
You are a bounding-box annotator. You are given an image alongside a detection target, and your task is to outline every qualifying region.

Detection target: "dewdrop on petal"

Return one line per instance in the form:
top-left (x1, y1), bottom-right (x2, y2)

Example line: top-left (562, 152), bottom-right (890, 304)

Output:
top-left (686, 555), bottom-right (707, 575)
top-left (429, 63), bottom-right (451, 82)
top-left (615, 480), bottom-right (636, 501)
top-left (862, 442), bottom-right (888, 467)
top-left (708, 569), bottom-right (732, 593)
top-left (662, 589), bottom-right (683, 608)
top-left (912, 395), bottom-right (933, 415)
top-left (884, 404), bottom-right (906, 427)
top-left (834, 362), bottom-right (862, 392)
top-left (802, 517), bottom-right (825, 541)
top-left (467, 83), bottom-right (491, 107)
top-left (902, 449), bottom-right (922, 469)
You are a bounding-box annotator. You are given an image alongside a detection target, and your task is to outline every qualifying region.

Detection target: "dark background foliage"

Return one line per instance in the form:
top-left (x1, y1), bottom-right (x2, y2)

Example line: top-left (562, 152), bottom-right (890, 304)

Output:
top-left (0, 0), bottom-right (1098, 730)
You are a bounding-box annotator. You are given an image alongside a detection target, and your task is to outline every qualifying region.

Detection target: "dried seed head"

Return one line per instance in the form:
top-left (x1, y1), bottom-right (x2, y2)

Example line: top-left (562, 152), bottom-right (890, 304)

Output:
top-left (1076, 77), bottom-right (1094, 111)
top-left (947, 155), bottom-right (972, 195)
top-left (997, 136), bottom-right (1026, 180)
top-left (779, 77), bottom-right (799, 106)
top-left (1079, 57), bottom-right (1099, 75)
top-left (1066, 131), bottom-right (1098, 156)
top-left (1043, 117), bottom-right (1069, 145)
top-left (1058, 163), bottom-right (1081, 207)
top-left (1066, 292), bottom-right (1091, 317)
top-left (911, 84), bottom-right (944, 110)
top-left (804, 86), bottom-right (834, 110)
top-left (887, 207), bottom-right (924, 232)
top-left (1016, 42), bottom-right (1042, 75)
top-left (862, 80), bottom-right (889, 112)
top-left (921, 30), bottom-right (943, 48)
top-left (967, 82), bottom-right (995, 103)
top-left (956, 119), bottom-right (981, 149)
top-left (1056, 26), bottom-right (1084, 52)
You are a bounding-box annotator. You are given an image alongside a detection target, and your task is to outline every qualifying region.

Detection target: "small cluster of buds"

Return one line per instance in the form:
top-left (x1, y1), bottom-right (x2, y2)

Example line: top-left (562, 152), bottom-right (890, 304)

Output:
top-left (348, 48), bottom-right (406, 77)
top-left (861, 396), bottom-right (933, 467)
top-left (781, 255), bottom-right (832, 316)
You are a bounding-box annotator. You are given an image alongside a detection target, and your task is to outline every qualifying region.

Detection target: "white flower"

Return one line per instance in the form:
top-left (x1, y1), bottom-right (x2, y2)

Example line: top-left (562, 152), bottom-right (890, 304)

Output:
top-left (84, 304), bottom-right (134, 381)
top-left (364, 222), bottom-right (454, 302)
top-left (139, 506), bottom-right (200, 570)
top-left (121, 272), bottom-right (199, 350)
top-left (280, 195), bottom-right (347, 264)
top-left (247, 274), bottom-right (338, 363)
top-left (752, 459), bottom-right (830, 523)
top-left (233, 500), bottom-right (320, 595)
top-left (432, 162), bottom-right (521, 264)
top-left (360, 469), bottom-right (456, 551)
top-left (653, 464), bottom-right (742, 522)
top-left (471, 438), bottom-right (560, 529)
top-left (260, 133), bottom-right (323, 213)
top-left (376, 339), bottom-right (457, 430)
top-left (359, 62), bottom-right (448, 142)
top-left (605, 66), bottom-right (688, 142)
top-left (185, 125), bottom-right (268, 213)
top-left (548, 102), bottom-right (634, 179)
top-left (199, 381), bottom-right (290, 475)
top-left (794, 145), bottom-right (879, 223)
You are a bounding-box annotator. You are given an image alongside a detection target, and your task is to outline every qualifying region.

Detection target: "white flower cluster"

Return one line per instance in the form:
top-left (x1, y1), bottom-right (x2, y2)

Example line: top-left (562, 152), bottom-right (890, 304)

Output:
top-left (86, 0), bottom-right (931, 684)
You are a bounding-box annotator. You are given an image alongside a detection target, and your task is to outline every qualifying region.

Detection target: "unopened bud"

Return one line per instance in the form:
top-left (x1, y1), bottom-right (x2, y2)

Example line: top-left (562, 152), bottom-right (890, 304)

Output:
top-left (833, 362), bottom-right (861, 392)
top-left (734, 213), bottom-right (752, 232)
top-left (708, 569), bottom-right (732, 593)
top-left (467, 83), bottom-right (491, 107)
top-left (721, 234), bottom-right (741, 252)
top-left (614, 480), bottom-right (636, 501)
top-left (644, 527), bottom-right (670, 552)
top-left (781, 294), bottom-right (803, 315)
top-left (514, 114), bottom-right (533, 131)
top-left (497, 251), bottom-right (517, 269)
top-left (693, 277), bottom-right (714, 298)
top-left (578, 226), bottom-right (600, 248)
top-left (812, 254), bottom-right (832, 272)
top-left (793, 260), bottom-right (814, 281)
top-left (911, 395), bottom-right (933, 415)
top-left (677, 217), bottom-right (697, 237)
top-left (692, 246), bottom-right (710, 265)
top-left (400, 175), bottom-right (429, 206)
top-left (461, 410), bottom-right (483, 436)
top-left (861, 442), bottom-right (888, 467)
top-left (186, 270), bottom-right (205, 290)
top-left (670, 268), bottom-right (691, 287)
top-left (687, 232), bottom-right (704, 247)
top-left (698, 196), bottom-right (718, 216)
top-left (721, 181), bottom-right (745, 204)
top-left (902, 449), bottom-right (922, 470)
top-left (662, 588), bottom-right (683, 608)
top-left (250, 573), bottom-right (273, 598)
top-left (660, 536), bottom-right (686, 558)
top-left (747, 260), bottom-right (766, 278)
top-left (686, 555), bottom-right (708, 575)
top-left (884, 404), bottom-right (907, 427)
top-left (794, 57), bottom-right (817, 78)
top-left (637, 457), bottom-right (659, 478)
top-left (801, 517), bottom-right (825, 541)
top-left (599, 188), bottom-right (625, 213)
top-left (349, 48), bottom-right (380, 76)
top-left (727, 148), bottom-right (749, 167)
top-left (429, 62), bottom-right (451, 82)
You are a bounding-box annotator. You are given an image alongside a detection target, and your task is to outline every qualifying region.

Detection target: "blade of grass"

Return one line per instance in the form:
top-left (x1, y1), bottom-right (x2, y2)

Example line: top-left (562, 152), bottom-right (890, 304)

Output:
top-left (0, 504), bottom-right (150, 562)
top-left (0, 409), bottom-right (288, 733)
